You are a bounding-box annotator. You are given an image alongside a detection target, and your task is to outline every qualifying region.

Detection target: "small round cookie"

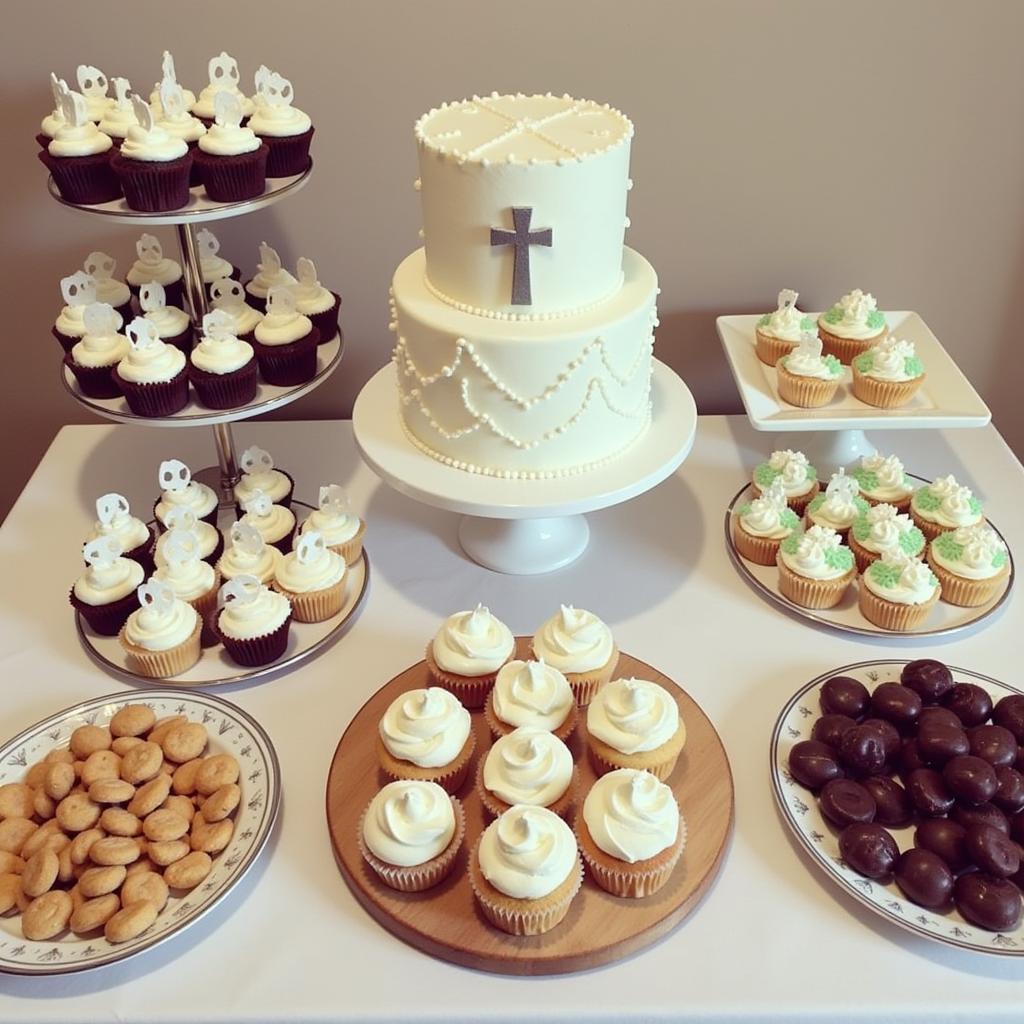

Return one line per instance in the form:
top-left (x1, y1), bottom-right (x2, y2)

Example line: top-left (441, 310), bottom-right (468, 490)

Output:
top-left (69, 829), bottom-right (103, 866)
top-left (128, 774), bottom-right (172, 817)
top-left (89, 836), bottom-right (140, 866)
top-left (143, 809), bottom-right (190, 842)
top-left (81, 750), bottom-right (121, 787)
top-left (161, 723), bottom-right (208, 764)
top-left (148, 839), bottom-right (190, 867)
top-left (110, 704), bottom-right (157, 738)
top-left (147, 716), bottom-right (187, 747)
top-left (190, 817), bottom-right (233, 854)
top-left (22, 890), bottom-right (73, 940)
top-left (105, 900), bottom-right (158, 943)
top-left (0, 818), bottom-right (39, 855)
top-left (22, 823), bottom-right (67, 860)
top-left (33, 790), bottom-right (56, 821)
top-left (70, 892), bottom-right (120, 934)
top-left (121, 869), bottom-right (168, 910)
top-left (161, 795), bottom-right (195, 821)
top-left (44, 763), bottom-right (77, 801)
top-left (195, 754), bottom-right (239, 795)
top-left (171, 758), bottom-right (203, 795)
top-left (99, 808), bottom-right (142, 837)
top-left (56, 844), bottom-right (75, 884)
top-left (164, 850), bottom-right (212, 889)
top-left (89, 779), bottom-right (136, 804)
top-left (56, 793), bottom-right (101, 833)
top-left (111, 736), bottom-right (144, 756)
top-left (0, 852), bottom-right (25, 875)
top-left (0, 784), bottom-right (36, 819)
top-left (44, 748), bottom-right (75, 765)
top-left (120, 742), bottom-right (163, 784)
top-left (201, 783), bottom-right (240, 823)
top-left (78, 864), bottom-right (127, 898)
top-left (21, 849), bottom-right (60, 898)
top-left (69, 725), bottom-right (112, 759)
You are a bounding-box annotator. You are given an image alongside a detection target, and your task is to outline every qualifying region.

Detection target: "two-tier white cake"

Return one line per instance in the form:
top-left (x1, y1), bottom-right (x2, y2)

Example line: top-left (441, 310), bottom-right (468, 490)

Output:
top-left (391, 93), bottom-right (658, 479)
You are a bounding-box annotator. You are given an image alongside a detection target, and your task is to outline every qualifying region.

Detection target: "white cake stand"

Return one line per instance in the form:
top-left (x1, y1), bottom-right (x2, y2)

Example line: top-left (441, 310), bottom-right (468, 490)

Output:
top-left (352, 359), bottom-right (697, 574)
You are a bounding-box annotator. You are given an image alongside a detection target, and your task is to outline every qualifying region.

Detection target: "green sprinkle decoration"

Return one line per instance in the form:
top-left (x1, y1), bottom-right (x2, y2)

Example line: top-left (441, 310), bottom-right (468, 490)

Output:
top-left (852, 516), bottom-right (871, 542)
top-left (799, 315), bottom-right (815, 332)
top-left (780, 508), bottom-right (799, 530)
top-left (852, 468), bottom-right (878, 493)
top-left (808, 494), bottom-right (825, 514)
top-left (969, 496), bottom-right (983, 516)
top-left (904, 356), bottom-right (925, 378)
top-left (914, 487), bottom-right (942, 513)
top-left (758, 313), bottom-right (772, 328)
top-left (899, 528), bottom-right (925, 555)
top-left (781, 533), bottom-right (803, 556)
top-left (993, 549), bottom-right (1008, 569)
top-left (823, 354), bottom-right (842, 377)
top-left (825, 546), bottom-right (854, 572)
top-left (853, 352), bottom-right (875, 374)
top-left (822, 306), bottom-right (843, 326)
top-left (754, 464), bottom-right (777, 488)
top-left (736, 502), bottom-right (752, 518)
top-left (866, 309), bottom-right (886, 330)
top-left (868, 561), bottom-right (901, 588)
top-left (934, 531), bottom-right (964, 562)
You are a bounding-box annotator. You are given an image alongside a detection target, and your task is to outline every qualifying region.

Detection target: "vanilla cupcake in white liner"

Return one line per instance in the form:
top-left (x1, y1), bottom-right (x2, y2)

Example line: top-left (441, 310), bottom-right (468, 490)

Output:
top-left (848, 502), bottom-right (925, 573)
top-left (477, 727), bottom-right (577, 820)
top-left (272, 530), bottom-right (346, 622)
top-left (217, 521), bottom-right (280, 585)
top-left (119, 578), bottom-right (201, 678)
top-left (425, 605), bottom-right (515, 708)
top-left (190, 51), bottom-right (255, 124)
top-left (76, 64), bottom-right (113, 122)
top-left (751, 448), bottom-right (819, 515)
top-left (239, 488), bottom-right (296, 555)
top-left (188, 309), bottom-right (258, 410)
top-left (71, 536), bottom-right (145, 636)
top-left (777, 524), bottom-right (857, 610)
top-left (154, 506), bottom-right (224, 568)
top-left (85, 492), bottom-right (155, 573)
top-left (139, 280), bottom-right (192, 355)
top-left (484, 660), bottom-right (578, 742)
top-left (358, 780), bottom-right (465, 892)
top-left (299, 484), bottom-right (364, 562)
top-left (114, 316), bottom-right (189, 417)
top-left (82, 251), bottom-right (131, 319)
top-left (805, 468), bottom-right (870, 538)
top-left (64, 302), bottom-right (129, 399)
top-left (576, 768), bottom-right (686, 898)
top-left (851, 336), bottom-right (926, 408)
top-left (469, 805), bottom-right (583, 936)
top-left (817, 288), bottom-right (888, 364)
top-left (289, 257), bottom-right (339, 342)
top-left (53, 272), bottom-right (98, 352)
top-left (97, 76), bottom-right (138, 146)
top-left (376, 686), bottom-right (475, 794)
top-left (910, 475), bottom-right (985, 542)
top-left (152, 528), bottom-right (221, 643)
top-left (154, 458), bottom-right (219, 529)
top-left (532, 605), bottom-right (618, 705)
top-left (210, 277), bottom-right (263, 340)
top-left (249, 66), bottom-right (314, 176)
top-left (775, 330), bottom-right (843, 408)
top-left (148, 52), bottom-right (196, 114)
top-left (754, 288), bottom-right (815, 366)
top-left (214, 573), bottom-right (292, 666)
top-left (126, 233), bottom-right (184, 307)
top-left (243, 241), bottom-right (296, 313)
top-left (859, 550), bottom-right (940, 631)
top-left (851, 451), bottom-right (914, 511)
top-left (731, 476), bottom-right (801, 566)
top-left (251, 285), bottom-right (319, 386)
top-left (587, 678), bottom-right (686, 781)
top-left (928, 523), bottom-right (1011, 607)
top-left (232, 446), bottom-right (293, 510)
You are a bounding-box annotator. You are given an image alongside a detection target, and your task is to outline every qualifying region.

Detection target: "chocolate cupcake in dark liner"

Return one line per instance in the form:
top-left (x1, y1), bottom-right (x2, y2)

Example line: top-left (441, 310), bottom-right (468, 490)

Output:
top-left (260, 127), bottom-right (314, 177)
top-left (291, 257), bottom-right (340, 343)
top-left (138, 281), bottom-right (194, 356)
top-left (64, 354), bottom-right (121, 399)
top-left (248, 69), bottom-right (314, 177)
top-left (212, 573), bottom-right (292, 667)
top-left (53, 270), bottom-right (100, 352)
top-left (112, 149), bottom-right (193, 212)
top-left (70, 536), bottom-right (146, 637)
top-left (114, 366), bottom-right (189, 416)
top-left (41, 148), bottom-right (121, 205)
top-left (243, 241), bottom-right (296, 314)
top-left (63, 300), bottom-right (129, 399)
top-left (215, 611), bottom-right (291, 666)
top-left (251, 284), bottom-right (319, 385)
top-left (193, 91), bottom-right (267, 202)
top-left (69, 586), bottom-right (140, 636)
top-left (188, 309), bottom-right (259, 410)
top-left (113, 315), bottom-right (190, 417)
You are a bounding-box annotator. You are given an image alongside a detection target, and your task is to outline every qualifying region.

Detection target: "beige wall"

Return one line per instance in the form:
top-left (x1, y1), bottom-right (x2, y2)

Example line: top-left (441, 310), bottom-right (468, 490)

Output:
top-left (6, 1), bottom-right (1024, 519)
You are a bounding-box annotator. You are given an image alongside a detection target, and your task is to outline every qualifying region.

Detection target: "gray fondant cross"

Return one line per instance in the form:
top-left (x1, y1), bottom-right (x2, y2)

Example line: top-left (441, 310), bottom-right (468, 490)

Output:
top-left (490, 207), bottom-right (552, 306)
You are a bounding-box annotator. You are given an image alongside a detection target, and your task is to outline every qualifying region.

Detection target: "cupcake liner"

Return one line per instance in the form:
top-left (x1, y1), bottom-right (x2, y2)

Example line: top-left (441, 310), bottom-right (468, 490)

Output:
top-left (118, 616), bottom-right (202, 678)
top-left (252, 329), bottom-right (320, 386)
top-left (271, 576), bottom-right (346, 623)
top-left (818, 325), bottom-right (887, 365)
top-left (851, 365), bottom-right (926, 408)
top-left (124, 527), bottom-right (157, 575)
top-left (52, 326), bottom-right (81, 354)
top-left (910, 507), bottom-right (956, 544)
top-left (69, 587), bottom-right (139, 637)
top-left (36, 132), bottom-right (51, 150)
top-left (468, 834), bottom-right (582, 936)
top-left (305, 293), bottom-right (341, 343)
top-left (161, 325), bottom-right (194, 357)
top-left (475, 758), bottom-right (579, 822)
top-left (848, 531), bottom-right (882, 575)
top-left (113, 366), bottom-right (189, 417)
top-left (128, 280), bottom-right (185, 310)
top-left (754, 329), bottom-right (798, 367)
top-left (266, 526), bottom-right (297, 557)
top-left (194, 144), bottom-right (269, 203)
top-left (575, 812), bottom-right (687, 899)
top-left (531, 646), bottom-right (620, 708)
top-left (215, 610), bottom-right (292, 667)
top-left (752, 479), bottom-right (819, 517)
top-left (376, 731), bottom-right (476, 795)
top-left (858, 582), bottom-right (939, 631)
top-left (483, 690), bottom-right (578, 744)
top-left (332, 519), bottom-right (365, 565)
top-left (260, 126), bottom-right (315, 177)
top-left (188, 359), bottom-right (259, 410)
top-left (776, 555), bottom-right (856, 610)
top-left (776, 364), bottom-right (840, 408)
top-left (927, 551), bottom-right (1010, 608)
top-left (356, 796), bottom-right (465, 893)
top-left (424, 644), bottom-right (508, 709)
top-left (587, 733), bottom-right (684, 782)
top-left (731, 519), bottom-right (784, 566)
top-left (111, 151), bottom-right (193, 213)
top-left (64, 354), bottom-right (122, 399)
top-left (39, 149), bottom-right (121, 205)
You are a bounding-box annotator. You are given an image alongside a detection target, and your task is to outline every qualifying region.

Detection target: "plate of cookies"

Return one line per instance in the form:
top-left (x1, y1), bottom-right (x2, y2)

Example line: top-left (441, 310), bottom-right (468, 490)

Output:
top-left (0, 689), bottom-right (280, 974)
top-left (772, 659), bottom-right (1024, 955)
top-left (725, 450), bottom-right (1013, 638)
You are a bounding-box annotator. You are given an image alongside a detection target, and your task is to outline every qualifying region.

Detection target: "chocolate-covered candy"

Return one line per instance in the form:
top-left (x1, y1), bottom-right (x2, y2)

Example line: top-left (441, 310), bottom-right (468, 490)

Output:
top-left (915, 818), bottom-right (972, 873)
top-left (811, 714), bottom-right (858, 750)
top-left (943, 755), bottom-right (999, 806)
top-left (839, 822), bottom-right (899, 879)
top-left (907, 768), bottom-right (955, 817)
top-left (993, 694), bottom-right (1024, 743)
top-left (789, 740), bottom-right (844, 790)
top-left (899, 738), bottom-right (928, 776)
top-left (953, 802), bottom-right (1010, 835)
top-left (943, 683), bottom-right (994, 729)
top-left (966, 823), bottom-right (1021, 878)
top-left (917, 722), bottom-right (970, 766)
top-left (901, 659), bottom-right (954, 704)
top-left (819, 779), bottom-right (877, 828)
top-left (968, 724), bottom-right (1018, 768)
top-left (918, 707), bottom-right (964, 732)
top-left (840, 725), bottom-right (888, 776)
top-left (870, 683), bottom-right (922, 732)
top-left (895, 848), bottom-right (954, 908)
top-left (863, 776), bottom-right (913, 827)
top-left (820, 676), bottom-right (870, 720)
top-left (993, 767), bottom-right (1024, 815)
top-left (861, 718), bottom-right (901, 763)
top-left (954, 873), bottom-right (1023, 931)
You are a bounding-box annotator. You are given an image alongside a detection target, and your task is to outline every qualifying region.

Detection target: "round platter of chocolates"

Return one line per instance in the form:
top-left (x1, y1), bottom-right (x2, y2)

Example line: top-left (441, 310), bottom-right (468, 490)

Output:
top-left (771, 659), bottom-right (1024, 955)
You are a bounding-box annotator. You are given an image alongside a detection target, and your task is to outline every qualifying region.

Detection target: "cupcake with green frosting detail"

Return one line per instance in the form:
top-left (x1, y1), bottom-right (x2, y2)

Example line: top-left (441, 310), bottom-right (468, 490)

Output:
top-left (817, 288), bottom-right (888, 364)
top-left (859, 550), bottom-right (939, 631)
top-left (851, 337), bottom-right (925, 408)
top-left (927, 523), bottom-right (1010, 608)
top-left (776, 524), bottom-right (856, 609)
top-left (755, 288), bottom-right (815, 366)
top-left (753, 449), bottom-right (819, 515)
top-left (733, 477), bottom-right (800, 565)
top-left (805, 469), bottom-right (869, 538)
top-left (910, 475), bottom-right (984, 542)
top-left (851, 452), bottom-right (914, 511)
top-left (775, 331), bottom-right (843, 408)
top-left (848, 502), bottom-right (925, 573)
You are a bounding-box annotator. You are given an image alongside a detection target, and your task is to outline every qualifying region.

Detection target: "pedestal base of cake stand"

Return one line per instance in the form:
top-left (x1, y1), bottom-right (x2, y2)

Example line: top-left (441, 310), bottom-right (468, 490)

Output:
top-left (352, 359), bottom-right (697, 574)
top-left (773, 427), bottom-right (875, 471)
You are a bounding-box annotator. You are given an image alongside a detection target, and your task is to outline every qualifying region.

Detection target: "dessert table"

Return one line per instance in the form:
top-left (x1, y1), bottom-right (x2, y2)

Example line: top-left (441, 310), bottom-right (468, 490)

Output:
top-left (0, 415), bottom-right (1021, 1023)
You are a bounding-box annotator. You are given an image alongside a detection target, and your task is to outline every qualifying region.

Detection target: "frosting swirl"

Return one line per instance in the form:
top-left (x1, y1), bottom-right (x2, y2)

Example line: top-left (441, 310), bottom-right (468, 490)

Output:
top-left (852, 504), bottom-right (924, 557)
top-left (116, 337), bottom-right (185, 384)
top-left (248, 103), bottom-right (311, 139)
top-left (198, 120), bottom-right (261, 157)
top-left (362, 781), bottom-right (456, 867)
top-left (532, 605), bottom-right (614, 673)
top-left (127, 252), bottom-right (181, 288)
top-left (200, 254), bottom-right (234, 284)
top-left (854, 337), bottom-right (924, 383)
top-left (55, 303), bottom-right (89, 339)
top-left (192, 85), bottom-right (255, 122)
top-left (754, 450), bottom-right (816, 498)
top-left (275, 539), bottom-right (345, 594)
top-left (378, 687), bottom-right (471, 768)
top-left (190, 330), bottom-right (254, 375)
top-left (48, 121), bottom-right (112, 158)
top-left (300, 504), bottom-right (359, 546)
top-left (819, 289), bottom-right (887, 340)
top-left (154, 520), bottom-right (220, 566)
top-left (217, 537), bottom-right (279, 584)
top-left (240, 502), bottom-right (295, 544)
top-left (154, 554), bottom-right (216, 602)
top-left (73, 557), bottom-right (144, 606)
top-left (757, 290), bottom-right (813, 341)
top-left (94, 276), bottom-right (130, 308)
top-left (738, 478), bottom-right (798, 539)
top-left (157, 108), bottom-right (206, 144)
top-left (491, 660), bottom-right (574, 732)
top-left (290, 276), bottom-right (334, 316)
top-left (583, 768), bottom-right (681, 863)
top-left (124, 592), bottom-right (198, 651)
top-left (234, 469), bottom-right (291, 506)
top-left (431, 606), bottom-right (514, 676)
top-left (931, 524), bottom-right (1008, 581)
top-left (87, 508), bottom-right (149, 553)
top-left (98, 102), bottom-right (138, 141)
top-left (144, 305), bottom-right (190, 339)
top-left (253, 306), bottom-right (313, 346)
top-left (807, 471), bottom-right (869, 530)
top-left (482, 728), bottom-right (573, 807)
top-left (155, 480), bottom-right (217, 525)
top-left (71, 323), bottom-right (128, 369)
top-left (587, 678), bottom-right (680, 754)
top-left (935, 486), bottom-right (983, 529)
top-left (864, 551), bottom-right (939, 605)
top-left (245, 259), bottom-right (295, 299)
top-left (120, 121), bottom-right (189, 162)
top-left (779, 525), bottom-right (854, 581)
top-left (217, 581), bottom-right (290, 639)
top-left (853, 452), bottom-right (912, 502)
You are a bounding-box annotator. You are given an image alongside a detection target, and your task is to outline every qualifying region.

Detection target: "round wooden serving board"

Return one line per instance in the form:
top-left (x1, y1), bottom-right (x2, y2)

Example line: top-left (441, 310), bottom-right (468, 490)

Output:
top-left (325, 638), bottom-right (734, 975)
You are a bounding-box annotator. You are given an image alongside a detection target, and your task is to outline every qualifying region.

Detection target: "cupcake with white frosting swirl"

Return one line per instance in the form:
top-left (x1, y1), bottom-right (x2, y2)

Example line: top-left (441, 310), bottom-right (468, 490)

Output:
top-left (851, 452), bottom-right (914, 511)
top-left (251, 285), bottom-right (320, 386)
top-left (484, 659), bottom-right (578, 742)
top-left (775, 330), bottom-right (843, 408)
top-left (194, 90), bottom-right (268, 202)
top-left (587, 678), bottom-right (686, 781)
top-left (298, 484), bottom-right (364, 563)
top-left (858, 550), bottom-right (940, 631)
top-left (576, 768), bottom-right (686, 898)
top-left (532, 605), bottom-right (619, 705)
top-left (927, 523), bottom-right (1011, 608)
top-left (114, 316), bottom-right (189, 417)
top-left (817, 288), bottom-right (888, 364)
top-left (249, 65), bottom-right (314, 177)
top-left (217, 521), bottom-right (280, 585)
top-left (851, 336), bottom-right (926, 408)
top-left (776, 524), bottom-right (856, 609)
top-left (477, 727), bottom-right (578, 820)
top-left (70, 537), bottom-right (145, 636)
top-left (376, 686), bottom-right (476, 794)
top-left (752, 449), bottom-right (820, 516)
top-left (425, 605), bottom-right (515, 708)
top-left (238, 488), bottom-right (296, 554)
top-left (732, 477), bottom-right (800, 565)
top-left (910, 474), bottom-right (985, 542)
top-left (214, 573), bottom-right (292, 667)
top-left (469, 805), bottom-right (583, 935)
top-left (754, 288), bottom-right (815, 366)
top-left (847, 502), bottom-right (925, 574)
top-left (272, 530), bottom-right (346, 622)
top-left (118, 578), bottom-right (202, 678)
top-left (806, 468), bottom-right (870, 538)
top-left (187, 309), bottom-right (258, 410)
top-left (64, 302), bottom-right (129, 399)
top-left (358, 780), bottom-right (465, 892)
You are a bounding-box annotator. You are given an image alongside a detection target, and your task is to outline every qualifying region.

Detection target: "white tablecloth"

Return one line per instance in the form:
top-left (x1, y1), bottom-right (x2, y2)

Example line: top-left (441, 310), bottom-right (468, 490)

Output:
top-left (0, 416), bottom-right (1021, 1023)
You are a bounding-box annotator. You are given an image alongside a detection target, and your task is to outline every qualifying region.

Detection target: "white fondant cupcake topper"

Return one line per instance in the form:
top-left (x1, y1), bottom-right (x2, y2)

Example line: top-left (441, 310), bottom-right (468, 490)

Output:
top-left (240, 446), bottom-right (274, 474)
top-left (164, 506), bottom-right (198, 532)
top-left (61, 272), bottom-right (97, 308)
top-left (83, 302), bottom-right (122, 336)
top-left (213, 90), bottom-right (243, 129)
top-left (138, 281), bottom-right (167, 313)
top-left (164, 529), bottom-right (202, 568)
top-left (825, 467), bottom-right (859, 504)
top-left (76, 65), bottom-right (108, 100)
top-left (777, 288), bottom-right (798, 312)
top-left (202, 309), bottom-right (235, 342)
top-left (197, 228), bottom-right (221, 260)
top-left (242, 489), bottom-right (272, 517)
top-left (96, 492), bottom-right (130, 525)
top-left (111, 77), bottom-right (131, 110)
top-left (318, 484), bottom-right (348, 515)
top-left (255, 67), bottom-right (293, 108)
top-left (137, 578), bottom-right (175, 615)
top-left (159, 458), bottom-right (192, 493)
top-left (257, 242), bottom-right (283, 275)
top-left (210, 278), bottom-right (246, 309)
top-left (58, 84), bottom-right (88, 130)
top-left (83, 535), bottom-right (123, 569)
top-left (795, 329), bottom-right (824, 360)
top-left (762, 476), bottom-right (788, 510)
top-left (137, 233), bottom-right (163, 262)
top-left (160, 78), bottom-right (187, 121)
top-left (230, 521), bottom-right (264, 555)
top-left (295, 531), bottom-right (325, 565)
top-left (126, 316), bottom-right (161, 352)
top-left (219, 573), bottom-right (261, 608)
top-left (49, 72), bottom-right (64, 111)
top-left (296, 257), bottom-right (319, 286)
top-left (161, 51), bottom-right (179, 85)
top-left (266, 285), bottom-right (297, 316)
top-left (207, 52), bottom-right (240, 88)
top-left (84, 252), bottom-right (116, 281)
top-left (130, 94), bottom-right (154, 133)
